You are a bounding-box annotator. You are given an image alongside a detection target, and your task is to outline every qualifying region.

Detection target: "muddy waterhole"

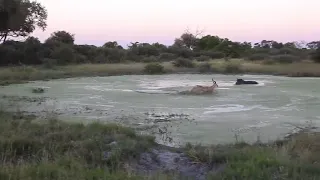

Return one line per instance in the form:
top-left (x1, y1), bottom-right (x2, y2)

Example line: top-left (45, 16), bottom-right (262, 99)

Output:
top-left (1, 74), bottom-right (320, 147)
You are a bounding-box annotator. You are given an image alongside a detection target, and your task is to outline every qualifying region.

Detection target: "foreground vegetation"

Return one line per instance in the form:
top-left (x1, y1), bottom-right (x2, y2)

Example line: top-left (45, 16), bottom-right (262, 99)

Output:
top-left (0, 111), bottom-right (319, 180)
top-left (0, 111), bottom-right (156, 180)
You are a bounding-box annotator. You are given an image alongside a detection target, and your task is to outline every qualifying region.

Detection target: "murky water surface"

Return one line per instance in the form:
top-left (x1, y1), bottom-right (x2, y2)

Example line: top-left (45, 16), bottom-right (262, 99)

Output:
top-left (1, 74), bottom-right (320, 146)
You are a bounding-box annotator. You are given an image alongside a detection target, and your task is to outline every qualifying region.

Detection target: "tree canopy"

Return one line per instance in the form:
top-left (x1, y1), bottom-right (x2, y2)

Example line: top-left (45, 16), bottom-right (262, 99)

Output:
top-left (0, 0), bottom-right (320, 66)
top-left (0, 0), bottom-right (47, 43)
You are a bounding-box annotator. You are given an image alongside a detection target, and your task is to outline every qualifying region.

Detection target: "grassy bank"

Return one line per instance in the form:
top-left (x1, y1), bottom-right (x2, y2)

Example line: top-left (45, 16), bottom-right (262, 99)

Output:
top-left (197, 59), bottom-right (320, 77)
top-left (0, 111), bottom-right (156, 180)
top-left (0, 111), bottom-right (320, 179)
top-left (185, 131), bottom-right (320, 179)
top-left (0, 59), bottom-right (319, 86)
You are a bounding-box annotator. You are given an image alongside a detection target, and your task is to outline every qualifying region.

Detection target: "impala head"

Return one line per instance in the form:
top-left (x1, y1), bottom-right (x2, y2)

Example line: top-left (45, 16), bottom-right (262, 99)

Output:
top-left (212, 78), bottom-right (218, 88)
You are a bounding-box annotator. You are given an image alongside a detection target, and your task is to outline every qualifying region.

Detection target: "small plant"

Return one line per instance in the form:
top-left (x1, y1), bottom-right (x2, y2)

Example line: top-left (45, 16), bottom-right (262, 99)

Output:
top-left (32, 87), bottom-right (45, 93)
top-left (172, 57), bottom-right (195, 68)
top-left (143, 63), bottom-right (165, 74)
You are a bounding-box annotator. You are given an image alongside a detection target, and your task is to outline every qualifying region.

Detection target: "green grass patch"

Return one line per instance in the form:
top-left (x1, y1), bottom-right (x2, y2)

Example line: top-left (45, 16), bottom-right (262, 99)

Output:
top-left (0, 111), bottom-right (155, 179)
top-left (184, 132), bottom-right (320, 180)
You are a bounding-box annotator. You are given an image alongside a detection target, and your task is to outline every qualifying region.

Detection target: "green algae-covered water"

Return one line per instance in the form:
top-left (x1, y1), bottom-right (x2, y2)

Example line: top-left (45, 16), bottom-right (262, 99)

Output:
top-left (1, 74), bottom-right (320, 146)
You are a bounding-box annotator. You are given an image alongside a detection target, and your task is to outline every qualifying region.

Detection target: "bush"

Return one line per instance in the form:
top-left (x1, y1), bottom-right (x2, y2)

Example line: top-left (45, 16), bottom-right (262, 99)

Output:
top-left (0, 43), bottom-right (24, 65)
top-left (93, 54), bottom-right (107, 63)
top-left (172, 58), bottom-right (195, 68)
top-left (167, 46), bottom-right (194, 58)
top-left (224, 61), bottom-right (242, 73)
top-left (279, 48), bottom-right (295, 55)
top-left (141, 56), bottom-right (158, 63)
top-left (248, 53), bottom-right (269, 61)
top-left (104, 48), bottom-right (126, 63)
top-left (196, 55), bottom-right (211, 62)
top-left (74, 45), bottom-right (97, 61)
top-left (51, 45), bottom-right (75, 65)
top-left (143, 63), bottom-right (165, 74)
top-left (22, 37), bottom-right (43, 65)
top-left (271, 54), bottom-right (299, 64)
top-left (158, 53), bottom-right (177, 61)
top-left (198, 63), bottom-right (212, 73)
top-left (311, 49), bottom-right (320, 63)
top-left (200, 51), bottom-right (225, 59)
top-left (262, 59), bottom-right (276, 65)
top-left (268, 49), bottom-right (281, 55)
top-left (75, 54), bottom-right (88, 63)
top-left (42, 58), bottom-right (58, 69)
top-left (124, 52), bottom-right (141, 62)
top-left (251, 48), bottom-right (270, 54)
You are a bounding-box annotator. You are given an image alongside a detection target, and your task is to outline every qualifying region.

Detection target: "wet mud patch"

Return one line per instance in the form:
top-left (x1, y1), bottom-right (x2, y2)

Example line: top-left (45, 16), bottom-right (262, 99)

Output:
top-left (115, 112), bottom-right (196, 146)
top-left (1, 95), bottom-right (52, 104)
top-left (0, 95), bottom-right (111, 119)
top-left (0, 95), bottom-right (56, 115)
top-left (128, 145), bottom-right (224, 180)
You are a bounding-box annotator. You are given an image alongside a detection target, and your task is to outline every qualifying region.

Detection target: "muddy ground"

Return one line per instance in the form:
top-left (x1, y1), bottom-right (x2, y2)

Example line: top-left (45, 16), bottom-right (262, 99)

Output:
top-left (128, 145), bottom-right (224, 180)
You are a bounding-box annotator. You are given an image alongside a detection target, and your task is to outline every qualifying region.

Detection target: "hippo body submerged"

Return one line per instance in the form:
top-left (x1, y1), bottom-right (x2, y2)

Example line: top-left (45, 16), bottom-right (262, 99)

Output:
top-left (235, 78), bottom-right (258, 85)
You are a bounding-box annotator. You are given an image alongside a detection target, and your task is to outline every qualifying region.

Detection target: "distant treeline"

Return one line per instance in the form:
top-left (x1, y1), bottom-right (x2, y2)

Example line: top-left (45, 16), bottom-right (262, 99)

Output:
top-left (1, 0), bottom-right (320, 67)
top-left (1, 30), bottom-right (320, 67)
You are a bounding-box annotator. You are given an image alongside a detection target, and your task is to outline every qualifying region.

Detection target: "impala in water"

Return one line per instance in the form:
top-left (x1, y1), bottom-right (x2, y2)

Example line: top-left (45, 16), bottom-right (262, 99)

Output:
top-left (179, 78), bottom-right (218, 95)
top-left (135, 79), bottom-right (219, 95)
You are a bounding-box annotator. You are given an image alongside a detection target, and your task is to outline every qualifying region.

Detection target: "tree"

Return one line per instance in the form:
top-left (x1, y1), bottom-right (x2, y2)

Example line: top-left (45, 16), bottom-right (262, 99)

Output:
top-left (310, 47), bottom-right (320, 63)
top-left (307, 41), bottom-right (320, 49)
top-left (45, 31), bottom-right (75, 45)
top-left (173, 28), bottom-right (204, 50)
top-left (294, 41), bottom-right (307, 49)
top-left (22, 36), bottom-right (43, 64)
top-left (0, 0), bottom-right (47, 43)
top-left (271, 41), bottom-right (284, 49)
top-left (283, 42), bottom-right (296, 49)
top-left (127, 42), bottom-right (160, 56)
top-left (260, 40), bottom-right (273, 48)
top-left (51, 44), bottom-right (75, 65)
top-left (127, 42), bottom-right (140, 49)
top-left (151, 42), bottom-right (167, 52)
top-left (103, 41), bottom-right (123, 49)
top-left (197, 35), bottom-right (222, 50)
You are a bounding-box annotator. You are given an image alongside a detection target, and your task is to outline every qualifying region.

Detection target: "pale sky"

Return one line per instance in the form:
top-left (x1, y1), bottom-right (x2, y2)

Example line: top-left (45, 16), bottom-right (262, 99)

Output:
top-left (31, 0), bottom-right (320, 47)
